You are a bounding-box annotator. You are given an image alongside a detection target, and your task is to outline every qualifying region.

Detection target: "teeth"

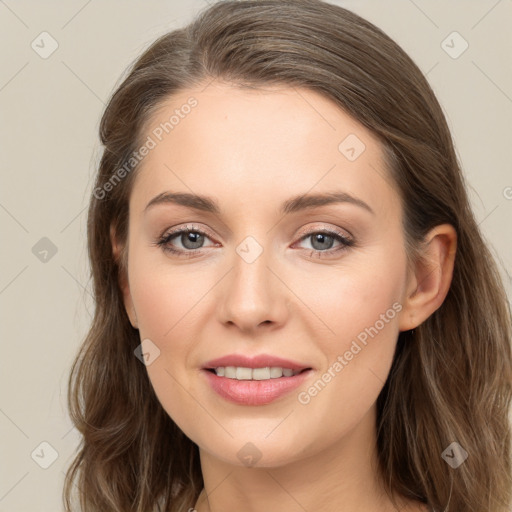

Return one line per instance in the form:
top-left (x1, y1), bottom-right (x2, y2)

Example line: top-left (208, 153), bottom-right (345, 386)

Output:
top-left (252, 367), bottom-right (270, 380)
top-left (236, 367), bottom-right (252, 380)
top-left (213, 366), bottom-right (302, 380)
top-left (270, 367), bottom-right (283, 378)
top-left (225, 366), bottom-right (236, 378)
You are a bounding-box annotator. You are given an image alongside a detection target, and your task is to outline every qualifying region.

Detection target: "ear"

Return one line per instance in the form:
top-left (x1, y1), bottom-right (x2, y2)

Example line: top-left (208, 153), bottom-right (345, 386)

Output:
top-left (110, 223), bottom-right (138, 329)
top-left (399, 224), bottom-right (457, 331)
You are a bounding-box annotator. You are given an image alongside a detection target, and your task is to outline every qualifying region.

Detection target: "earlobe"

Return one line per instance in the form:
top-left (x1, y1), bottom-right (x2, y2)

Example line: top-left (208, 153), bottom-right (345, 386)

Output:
top-left (399, 224), bottom-right (457, 332)
top-left (110, 224), bottom-right (139, 329)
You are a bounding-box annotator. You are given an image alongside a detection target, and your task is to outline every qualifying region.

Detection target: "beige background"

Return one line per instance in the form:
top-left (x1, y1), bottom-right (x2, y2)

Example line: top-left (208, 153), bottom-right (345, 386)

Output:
top-left (1, 1), bottom-right (511, 510)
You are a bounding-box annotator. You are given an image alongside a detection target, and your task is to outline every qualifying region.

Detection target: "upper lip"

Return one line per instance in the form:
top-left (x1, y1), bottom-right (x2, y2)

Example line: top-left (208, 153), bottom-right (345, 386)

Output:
top-left (203, 354), bottom-right (312, 371)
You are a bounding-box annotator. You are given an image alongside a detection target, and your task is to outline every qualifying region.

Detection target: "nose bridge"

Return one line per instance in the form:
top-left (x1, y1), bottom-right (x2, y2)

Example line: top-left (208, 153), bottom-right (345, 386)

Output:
top-left (218, 233), bottom-right (285, 330)
top-left (232, 234), bottom-right (274, 304)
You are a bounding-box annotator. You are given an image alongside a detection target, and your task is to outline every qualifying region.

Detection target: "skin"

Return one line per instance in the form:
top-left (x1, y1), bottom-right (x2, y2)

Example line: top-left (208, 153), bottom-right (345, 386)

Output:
top-left (114, 81), bottom-right (456, 512)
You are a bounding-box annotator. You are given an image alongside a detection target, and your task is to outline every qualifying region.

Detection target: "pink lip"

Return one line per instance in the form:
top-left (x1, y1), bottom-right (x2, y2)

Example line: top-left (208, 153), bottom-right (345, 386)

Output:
top-left (202, 354), bottom-right (311, 371)
top-left (202, 368), bottom-right (313, 406)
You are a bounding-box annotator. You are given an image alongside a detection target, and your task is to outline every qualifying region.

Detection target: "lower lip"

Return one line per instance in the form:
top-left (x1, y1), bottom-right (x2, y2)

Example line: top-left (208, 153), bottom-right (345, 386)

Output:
top-left (202, 369), bottom-right (312, 406)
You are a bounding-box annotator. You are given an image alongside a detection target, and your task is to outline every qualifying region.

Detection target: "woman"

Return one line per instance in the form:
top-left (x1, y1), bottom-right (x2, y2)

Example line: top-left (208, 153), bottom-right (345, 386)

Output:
top-left (63, 1), bottom-right (512, 511)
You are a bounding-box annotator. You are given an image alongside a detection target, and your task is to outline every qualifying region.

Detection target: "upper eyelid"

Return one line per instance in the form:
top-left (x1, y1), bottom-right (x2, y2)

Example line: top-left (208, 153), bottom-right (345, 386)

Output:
top-left (162, 224), bottom-right (217, 241)
top-left (295, 224), bottom-right (352, 240)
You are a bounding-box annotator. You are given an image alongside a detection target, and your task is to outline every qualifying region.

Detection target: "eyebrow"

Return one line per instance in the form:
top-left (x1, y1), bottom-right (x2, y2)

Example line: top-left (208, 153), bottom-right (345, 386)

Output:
top-left (144, 190), bottom-right (374, 216)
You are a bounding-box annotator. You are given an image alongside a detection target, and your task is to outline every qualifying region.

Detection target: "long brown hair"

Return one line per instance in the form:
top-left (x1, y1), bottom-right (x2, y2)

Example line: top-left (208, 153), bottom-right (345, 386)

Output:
top-left (63, 1), bottom-right (512, 510)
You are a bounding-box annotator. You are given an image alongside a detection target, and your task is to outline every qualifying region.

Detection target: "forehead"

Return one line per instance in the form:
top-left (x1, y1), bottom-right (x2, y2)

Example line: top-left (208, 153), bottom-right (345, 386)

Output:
top-left (130, 82), bottom-right (398, 219)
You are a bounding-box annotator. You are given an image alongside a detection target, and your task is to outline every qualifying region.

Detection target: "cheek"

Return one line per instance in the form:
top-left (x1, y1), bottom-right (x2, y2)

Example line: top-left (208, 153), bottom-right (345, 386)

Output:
top-left (297, 246), bottom-right (406, 345)
top-left (128, 249), bottom-right (208, 340)
top-left (127, 270), bottom-right (204, 439)
top-left (126, 250), bottom-right (217, 436)
top-left (292, 245), bottom-right (406, 425)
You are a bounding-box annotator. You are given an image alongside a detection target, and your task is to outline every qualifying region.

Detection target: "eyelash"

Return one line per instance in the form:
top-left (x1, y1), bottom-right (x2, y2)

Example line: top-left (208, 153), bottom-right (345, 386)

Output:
top-left (153, 223), bottom-right (355, 259)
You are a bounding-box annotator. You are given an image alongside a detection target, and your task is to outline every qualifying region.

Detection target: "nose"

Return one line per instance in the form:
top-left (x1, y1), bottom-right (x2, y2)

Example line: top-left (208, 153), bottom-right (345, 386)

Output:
top-left (217, 238), bottom-right (289, 334)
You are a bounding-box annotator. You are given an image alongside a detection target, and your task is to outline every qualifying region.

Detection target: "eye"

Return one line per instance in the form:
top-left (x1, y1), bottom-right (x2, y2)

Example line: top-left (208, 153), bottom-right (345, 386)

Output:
top-left (154, 224), bottom-right (217, 258)
top-left (294, 228), bottom-right (354, 258)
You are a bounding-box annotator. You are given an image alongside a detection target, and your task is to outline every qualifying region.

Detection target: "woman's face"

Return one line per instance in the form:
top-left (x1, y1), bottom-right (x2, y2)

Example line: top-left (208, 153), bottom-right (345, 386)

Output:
top-left (120, 82), bottom-right (416, 467)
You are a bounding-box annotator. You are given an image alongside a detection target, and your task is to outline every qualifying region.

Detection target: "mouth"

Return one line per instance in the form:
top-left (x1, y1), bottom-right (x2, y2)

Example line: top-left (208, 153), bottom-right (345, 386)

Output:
top-left (202, 365), bottom-right (314, 406)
